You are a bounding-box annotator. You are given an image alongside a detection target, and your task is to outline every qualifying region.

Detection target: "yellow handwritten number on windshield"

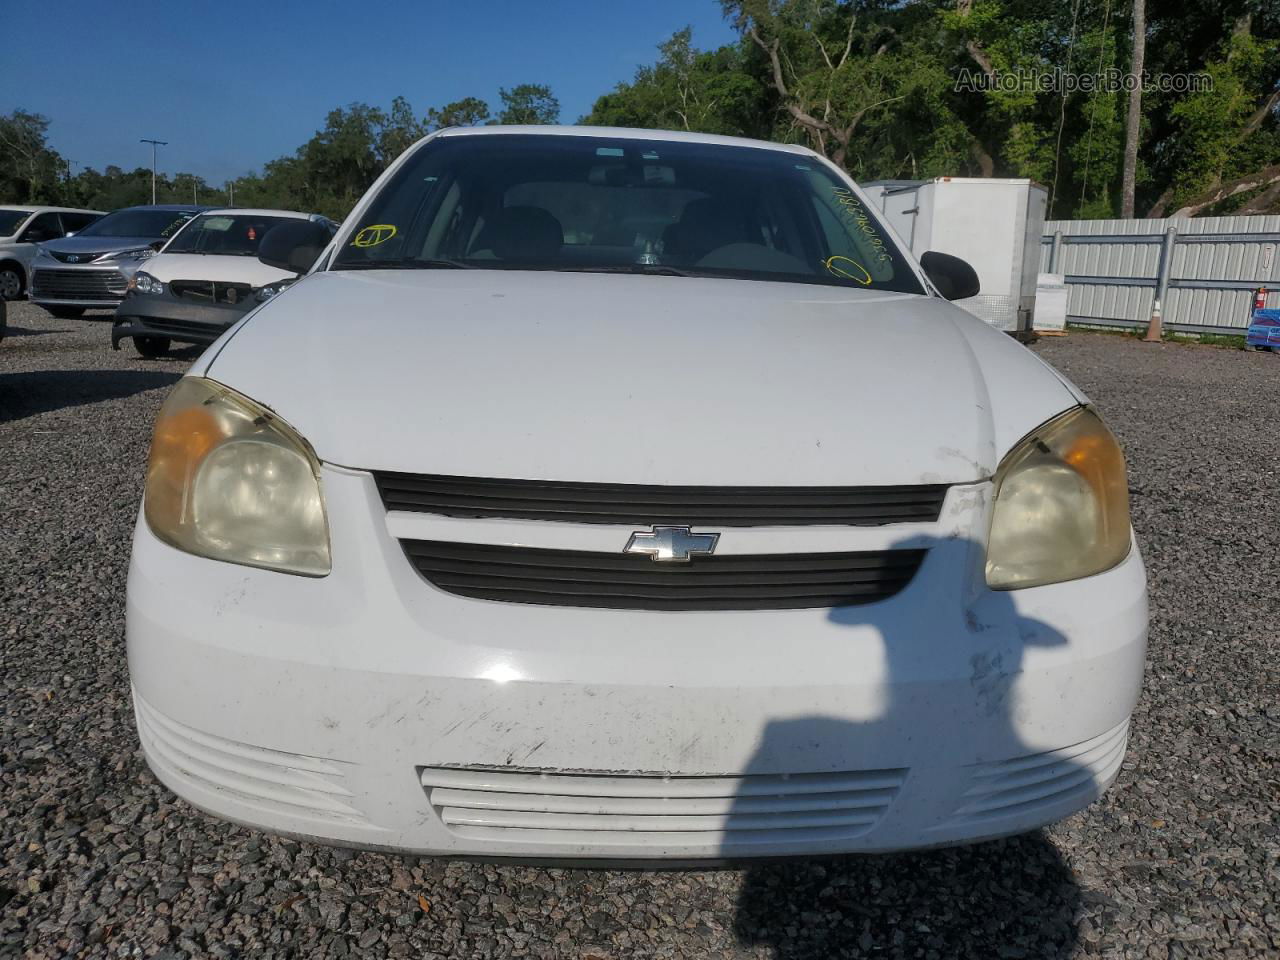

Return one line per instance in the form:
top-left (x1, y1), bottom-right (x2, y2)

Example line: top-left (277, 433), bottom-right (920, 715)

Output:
top-left (352, 224), bottom-right (397, 247)
top-left (824, 255), bottom-right (873, 285)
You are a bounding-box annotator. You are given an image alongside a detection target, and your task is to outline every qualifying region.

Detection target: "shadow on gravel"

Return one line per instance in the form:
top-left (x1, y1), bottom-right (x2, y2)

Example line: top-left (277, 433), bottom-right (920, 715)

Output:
top-left (732, 535), bottom-right (1091, 958)
top-left (0, 369), bottom-right (181, 422)
top-left (0, 324), bottom-right (65, 338)
top-left (733, 833), bottom-right (1079, 958)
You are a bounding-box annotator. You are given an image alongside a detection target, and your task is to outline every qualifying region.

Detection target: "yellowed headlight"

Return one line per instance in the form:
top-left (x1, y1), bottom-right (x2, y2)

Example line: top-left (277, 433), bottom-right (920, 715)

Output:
top-left (144, 378), bottom-right (330, 576)
top-left (986, 406), bottom-right (1131, 590)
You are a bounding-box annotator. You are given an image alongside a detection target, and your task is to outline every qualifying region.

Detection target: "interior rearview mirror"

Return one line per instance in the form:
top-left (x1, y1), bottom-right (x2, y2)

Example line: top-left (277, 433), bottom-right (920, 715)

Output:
top-left (259, 220), bottom-right (332, 275)
top-left (920, 251), bottom-right (981, 301)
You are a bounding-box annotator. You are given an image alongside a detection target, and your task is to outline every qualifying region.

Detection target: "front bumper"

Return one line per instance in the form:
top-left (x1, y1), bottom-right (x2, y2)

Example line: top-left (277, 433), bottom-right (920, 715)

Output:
top-left (112, 292), bottom-right (252, 348)
top-left (126, 467), bottom-right (1148, 860)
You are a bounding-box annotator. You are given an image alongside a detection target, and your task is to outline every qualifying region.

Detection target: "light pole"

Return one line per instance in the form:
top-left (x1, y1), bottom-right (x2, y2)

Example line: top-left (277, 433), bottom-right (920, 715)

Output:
top-left (140, 138), bottom-right (168, 204)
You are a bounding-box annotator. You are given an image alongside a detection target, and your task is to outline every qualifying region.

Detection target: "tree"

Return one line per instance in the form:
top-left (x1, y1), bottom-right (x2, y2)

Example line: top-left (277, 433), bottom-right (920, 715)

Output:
top-left (1121, 0), bottom-right (1146, 216)
top-left (427, 97), bottom-right (491, 129)
top-left (1157, 29), bottom-right (1280, 215)
top-left (722, 0), bottom-right (894, 167)
top-left (0, 110), bottom-right (64, 204)
top-left (497, 84), bottom-right (560, 125)
top-left (378, 96), bottom-right (428, 165)
top-left (719, 0), bottom-right (977, 173)
top-left (583, 28), bottom-right (772, 137)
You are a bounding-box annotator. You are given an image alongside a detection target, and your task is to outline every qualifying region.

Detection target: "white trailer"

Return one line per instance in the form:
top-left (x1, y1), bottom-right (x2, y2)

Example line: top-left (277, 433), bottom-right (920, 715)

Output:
top-left (863, 178), bottom-right (1048, 333)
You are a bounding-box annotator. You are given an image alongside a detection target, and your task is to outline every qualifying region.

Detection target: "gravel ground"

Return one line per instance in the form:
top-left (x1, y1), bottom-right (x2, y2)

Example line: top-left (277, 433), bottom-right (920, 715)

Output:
top-left (1, 301), bottom-right (1276, 959)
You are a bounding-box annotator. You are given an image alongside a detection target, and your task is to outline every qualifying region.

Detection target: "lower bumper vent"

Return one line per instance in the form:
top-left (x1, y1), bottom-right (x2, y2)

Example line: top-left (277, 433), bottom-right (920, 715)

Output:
top-left (134, 316), bottom-right (228, 338)
top-left (133, 690), bottom-right (370, 827)
top-left (420, 766), bottom-right (906, 850)
top-left (946, 720), bottom-right (1130, 826)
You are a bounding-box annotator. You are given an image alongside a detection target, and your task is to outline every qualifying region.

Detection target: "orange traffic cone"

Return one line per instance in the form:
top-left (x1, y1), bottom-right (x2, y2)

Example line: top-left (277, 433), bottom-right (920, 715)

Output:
top-left (1143, 298), bottom-right (1164, 342)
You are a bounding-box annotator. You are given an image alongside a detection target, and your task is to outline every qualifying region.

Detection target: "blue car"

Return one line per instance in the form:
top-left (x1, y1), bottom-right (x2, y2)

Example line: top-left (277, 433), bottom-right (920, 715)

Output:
top-left (1246, 308), bottom-right (1280, 352)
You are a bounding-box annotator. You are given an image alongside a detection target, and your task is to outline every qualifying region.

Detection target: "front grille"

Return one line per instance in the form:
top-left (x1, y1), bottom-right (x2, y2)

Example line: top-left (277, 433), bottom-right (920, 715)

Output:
top-left (49, 250), bottom-right (105, 264)
top-left (375, 473), bottom-right (948, 527)
top-left (31, 268), bottom-right (124, 301)
top-left (170, 279), bottom-right (253, 305)
top-left (402, 539), bottom-right (925, 610)
top-left (420, 765), bottom-right (906, 850)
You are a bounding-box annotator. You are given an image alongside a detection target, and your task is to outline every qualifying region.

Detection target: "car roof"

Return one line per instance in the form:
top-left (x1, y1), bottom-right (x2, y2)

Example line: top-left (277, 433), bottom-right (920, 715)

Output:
top-left (0, 205), bottom-right (105, 215)
top-left (195, 208), bottom-right (319, 219)
top-left (432, 125), bottom-right (819, 157)
top-left (116, 204), bottom-right (210, 212)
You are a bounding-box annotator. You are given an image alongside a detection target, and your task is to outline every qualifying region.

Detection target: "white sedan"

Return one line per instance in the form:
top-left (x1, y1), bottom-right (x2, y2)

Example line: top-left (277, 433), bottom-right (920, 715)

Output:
top-left (127, 126), bottom-right (1146, 861)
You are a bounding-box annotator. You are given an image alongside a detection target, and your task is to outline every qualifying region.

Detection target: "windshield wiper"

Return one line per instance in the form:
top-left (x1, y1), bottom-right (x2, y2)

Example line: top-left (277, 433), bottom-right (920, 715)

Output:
top-left (337, 258), bottom-right (471, 270)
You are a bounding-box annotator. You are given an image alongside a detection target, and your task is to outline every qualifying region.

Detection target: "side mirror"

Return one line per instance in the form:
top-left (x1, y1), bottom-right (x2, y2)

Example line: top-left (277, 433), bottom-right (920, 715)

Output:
top-left (259, 220), bottom-right (332, 275)
top-left (920, 251), bottom-right (980, 301)
top-left (149, 239), bottom-right (165, 251)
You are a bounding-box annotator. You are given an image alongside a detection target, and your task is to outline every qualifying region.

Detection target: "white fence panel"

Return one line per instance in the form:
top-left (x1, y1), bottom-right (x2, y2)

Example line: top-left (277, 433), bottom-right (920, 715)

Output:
top-left (1040, 216), bottom-right (1280, 333)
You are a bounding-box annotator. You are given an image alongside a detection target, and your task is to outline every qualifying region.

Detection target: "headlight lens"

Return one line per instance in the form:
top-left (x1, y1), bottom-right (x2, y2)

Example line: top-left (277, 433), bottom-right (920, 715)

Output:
top-left (144, 378), bottom-right (330, 576)
top-left (129, 271), bottom-right (165, 295)
top-left (107, 247), bottom-right (155, 261)
top-left (986, 406), bottom-right (1131, 590)
top-left (254, 278), bottom-right (295, 303)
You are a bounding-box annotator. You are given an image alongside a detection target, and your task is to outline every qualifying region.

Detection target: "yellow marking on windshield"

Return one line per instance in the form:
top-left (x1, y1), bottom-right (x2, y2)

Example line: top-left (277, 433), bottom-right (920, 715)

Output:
top-left (823, 255), bottom-right (873, 285)
top-left (830, 188), bottom-right (893, 265)
top-left (352, 224), bottom-right (398, 247)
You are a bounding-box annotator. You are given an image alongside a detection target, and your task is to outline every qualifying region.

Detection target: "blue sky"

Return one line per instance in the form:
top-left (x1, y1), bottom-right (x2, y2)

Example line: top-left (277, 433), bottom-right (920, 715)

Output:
top-left (2, 0), bottom-right (738, 186)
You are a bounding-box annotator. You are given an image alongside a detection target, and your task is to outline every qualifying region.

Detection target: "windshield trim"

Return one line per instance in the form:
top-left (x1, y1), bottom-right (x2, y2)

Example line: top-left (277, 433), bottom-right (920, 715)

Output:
top-left (332, 258), bottom-right (922, 292)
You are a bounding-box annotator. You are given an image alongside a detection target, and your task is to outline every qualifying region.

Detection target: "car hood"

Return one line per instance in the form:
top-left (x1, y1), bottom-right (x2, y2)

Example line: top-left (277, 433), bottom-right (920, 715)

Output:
top-left (144, 253), bottom-right (294, 286)
top-left (40, 235), bottom-right (158, 256)
top-left (201, 270), bottom-right (1082, 486)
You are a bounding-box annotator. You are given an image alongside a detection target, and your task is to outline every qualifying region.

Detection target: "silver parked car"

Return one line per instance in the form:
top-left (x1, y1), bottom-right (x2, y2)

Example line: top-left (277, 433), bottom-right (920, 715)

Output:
top-left (0, 206), bottom-right (105, 300)
top-left (30, 205), bottom-right (205, 318)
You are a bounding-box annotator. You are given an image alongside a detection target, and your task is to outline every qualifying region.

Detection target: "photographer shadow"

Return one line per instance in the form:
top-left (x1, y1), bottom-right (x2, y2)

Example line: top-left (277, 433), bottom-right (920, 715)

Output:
top-left (730, 534), bottom-right (1096, 959)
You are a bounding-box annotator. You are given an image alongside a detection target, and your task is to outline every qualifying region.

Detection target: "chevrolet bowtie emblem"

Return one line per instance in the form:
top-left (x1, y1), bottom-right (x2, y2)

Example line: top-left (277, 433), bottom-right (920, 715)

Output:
top-left (624, 526), bottom-right (720, 562)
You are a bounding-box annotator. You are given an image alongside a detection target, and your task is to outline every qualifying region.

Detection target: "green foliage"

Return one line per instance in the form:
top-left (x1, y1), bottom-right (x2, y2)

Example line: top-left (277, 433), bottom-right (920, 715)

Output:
top-left (426, 97), bottom-right (491, 129)
top-left (1, 85), bottom-right (560, 220)
top-left (583, 27), bottom-right (771, 137)
top-left (497, 84), bottom-right (561, 125)
top-left (0, 111), bottom-right (65, 204)
top-left (6, 1), bottom-right (1279, 222)
top-left (1166, 33), bottom-right (1280, 208)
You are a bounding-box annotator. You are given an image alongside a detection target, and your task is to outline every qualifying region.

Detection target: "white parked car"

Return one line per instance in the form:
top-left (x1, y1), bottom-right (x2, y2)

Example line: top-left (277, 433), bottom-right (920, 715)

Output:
top-left (112, 208), bottom-right (337, 357)
top-left (128, 127), bottom-right (1147, 861)
top-left (0, 205), bottom-right (104, 300)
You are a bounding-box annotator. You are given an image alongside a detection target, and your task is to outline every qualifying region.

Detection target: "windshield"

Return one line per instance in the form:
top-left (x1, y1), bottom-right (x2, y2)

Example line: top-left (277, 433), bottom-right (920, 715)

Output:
top-left (165, 214), bottom-right (301, 256)
top-left (333, 134), bottom-right (923, 294)
top-left (78, 209), bottom-right (196, 240)
top-left (0, 210), bottom-right (32, 235)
